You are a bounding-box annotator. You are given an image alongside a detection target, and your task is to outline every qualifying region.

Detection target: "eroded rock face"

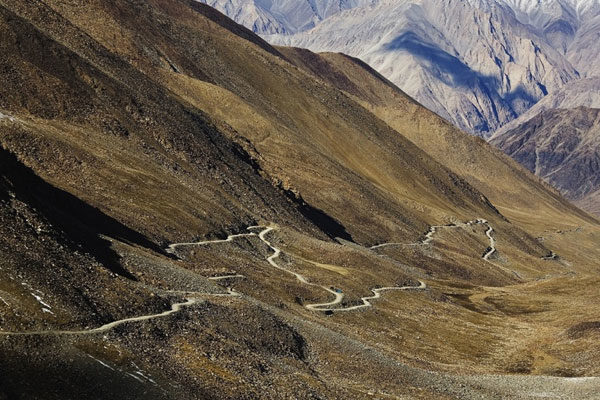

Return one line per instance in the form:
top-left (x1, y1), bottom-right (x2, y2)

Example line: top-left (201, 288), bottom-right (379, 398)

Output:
top-left (197, 0), bottom-right (377, 34)
top-left (202, 0), bottom-right (600, 137)
top-left (492, 77), bottom-right (600, 136)
top-left (492, 106), bottom-right (600, 215)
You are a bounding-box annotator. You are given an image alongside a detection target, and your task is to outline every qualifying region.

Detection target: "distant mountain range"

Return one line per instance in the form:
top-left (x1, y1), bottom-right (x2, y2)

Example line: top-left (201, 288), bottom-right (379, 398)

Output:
top-left (199, 0), bottom-right (377, 34)
top-left (492, 106), bottom-right (600, 215)
top-left (202, 0), bottom-right (600, 137)
top-left (4, 1), bottom-right (600, 398)
top-left (493, 77), bottom-right (600, 136)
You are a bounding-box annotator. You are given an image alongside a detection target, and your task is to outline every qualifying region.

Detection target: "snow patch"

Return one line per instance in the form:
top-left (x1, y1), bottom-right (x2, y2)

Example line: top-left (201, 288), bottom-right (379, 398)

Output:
top-left (31, 293), bottom-right (52, 310)
top-left (127, 372), bottom-right (145, 383)
top-left (87, 355), bottom-right (158, 385)
top-left (131, 362), bottom-right (158, 384)
top-left (87, 354), bottom-right (116, 371)
top-left (0, 111), bottom-right (15, 122)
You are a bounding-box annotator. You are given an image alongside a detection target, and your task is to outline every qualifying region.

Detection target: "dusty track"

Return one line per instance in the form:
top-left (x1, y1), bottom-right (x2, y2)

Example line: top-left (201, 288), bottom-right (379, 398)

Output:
top-left (0, 219), bottom-right (517, 334)
top-left (0, 298), bottom-right (200, 336)
top-left (370, 219), bottom-right (497, 260)
top-left (170, 225), bottom-right (426, 312)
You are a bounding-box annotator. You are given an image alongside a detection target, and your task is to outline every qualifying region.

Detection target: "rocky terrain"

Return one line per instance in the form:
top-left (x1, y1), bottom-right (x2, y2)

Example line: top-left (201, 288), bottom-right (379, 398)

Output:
top-left (199, 0), bottom-right (377, 34)
top-left (202, 0), bottom-right (600, 137)
top-left (1, 1), bottom-right (600, 399)
top-left (492, 107), bottom-right (600, 216)
top-left (492, 77), bottom-right (600, 136)
top-left (208, 0), bottom-right (600, 224)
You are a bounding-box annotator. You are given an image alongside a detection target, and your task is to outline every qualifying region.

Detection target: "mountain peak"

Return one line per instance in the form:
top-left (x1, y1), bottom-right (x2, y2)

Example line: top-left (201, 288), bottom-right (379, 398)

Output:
top-left (205, 0), bottom-right (600, 136)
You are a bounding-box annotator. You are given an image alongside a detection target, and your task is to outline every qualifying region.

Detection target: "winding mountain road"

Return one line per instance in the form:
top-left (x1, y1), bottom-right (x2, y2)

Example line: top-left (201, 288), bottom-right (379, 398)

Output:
top-left (170, 225), bottom-right (426, 313)
top-left (315, 281), bottom-right (427, 312)
top-left (369, 221), bottom-right (460, 249)
top-left (0, 219), bottom-right (501, 334)
top-left (0, 216), bottom-right (557, 335)
top-left (257, 227), bottom-right (344, 310)
top-left (371, 218), bottom-right (497, 262)
top-left (208, 274), bottom-right (245, 281)
top-left (0, 298), bottom-right (200, 336)
top-left (166, 232), bottom-right (258, 254)
top-left (0, 286), bottom-right (246, 336)
top-left (483, 224), bottom-right (497, 261)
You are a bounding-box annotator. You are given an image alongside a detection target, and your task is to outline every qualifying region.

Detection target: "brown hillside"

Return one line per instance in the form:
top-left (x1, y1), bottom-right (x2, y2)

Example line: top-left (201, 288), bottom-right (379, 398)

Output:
top-left (1, 1), bottom-right (600, 398)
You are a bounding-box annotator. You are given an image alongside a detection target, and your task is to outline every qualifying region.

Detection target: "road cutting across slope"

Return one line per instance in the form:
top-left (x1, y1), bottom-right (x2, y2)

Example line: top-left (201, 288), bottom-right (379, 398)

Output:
top-left (0, 298), bottom-right (200, 336)
top-left (257, 227), bottom-right (344, 310)
top-left (313, 281), bottom-right (427, 312)
top-left (483, 224), bottom-right (497, 260)
top-left (166, 231), bottom-right (258, 254)
top-left (369, 218), bottom-right (531, 280)
top-left (170, 225), bottom-right (426, 312)
top-left (0, 218), bottom-right (503, 334)
top-left (0, 287), bottom-right (244, 337)
top-left (371, 218), bottom-right (498, 262)
top-left (208, 274), bottom-right (245, 281)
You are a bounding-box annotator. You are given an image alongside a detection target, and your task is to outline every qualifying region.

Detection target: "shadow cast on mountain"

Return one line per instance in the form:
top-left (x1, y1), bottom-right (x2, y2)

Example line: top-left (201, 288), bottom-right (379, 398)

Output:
top-left (0, 349), bottom-right (168, 400)
top-left (382, 31), bottom-right (538, 112)
top-left (279, 185), bottom-right (353, 242)
top-left (0, 147), bottom-right (165, 280)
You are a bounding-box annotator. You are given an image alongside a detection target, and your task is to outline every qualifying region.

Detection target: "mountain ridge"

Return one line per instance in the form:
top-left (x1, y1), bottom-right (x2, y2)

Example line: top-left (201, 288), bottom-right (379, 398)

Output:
top-left (492, 106), bottom-right (600, 216)
top-left (203, 0), bottom-right (600, 136)
top-left (2, 1), bottom-right (600, 398)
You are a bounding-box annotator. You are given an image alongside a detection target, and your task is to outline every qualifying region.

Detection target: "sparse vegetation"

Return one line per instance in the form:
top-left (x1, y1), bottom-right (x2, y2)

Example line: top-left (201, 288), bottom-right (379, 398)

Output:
top-left (0, 1), bottom-right (599, 399)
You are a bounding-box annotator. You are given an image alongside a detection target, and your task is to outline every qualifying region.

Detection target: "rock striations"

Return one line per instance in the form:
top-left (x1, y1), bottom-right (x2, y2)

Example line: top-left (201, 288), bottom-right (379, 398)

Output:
top-left (492, 106), bottom-right (600, 215)
top-left (203, 0), bottom-right (600, 137)
top-left (2, 1), bottom-right (600, 399)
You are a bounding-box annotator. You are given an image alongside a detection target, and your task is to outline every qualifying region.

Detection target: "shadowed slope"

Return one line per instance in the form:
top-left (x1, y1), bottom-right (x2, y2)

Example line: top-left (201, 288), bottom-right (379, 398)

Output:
top-left (0, 146), bottom-right (163, 279)
top-left (1, 1), bottom-right (600, 398)
top-left (492, 107), bottom-right (600, 217)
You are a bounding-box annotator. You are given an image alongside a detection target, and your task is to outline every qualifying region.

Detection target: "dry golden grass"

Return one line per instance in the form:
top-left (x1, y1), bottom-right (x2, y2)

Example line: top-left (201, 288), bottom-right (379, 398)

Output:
top-left (2, 1), bottom-right (600, 398)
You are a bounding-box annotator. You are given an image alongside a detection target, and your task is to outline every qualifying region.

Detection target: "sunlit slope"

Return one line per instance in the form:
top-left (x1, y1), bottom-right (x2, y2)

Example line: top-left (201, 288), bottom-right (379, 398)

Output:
top-left (2, 2), bottom-right (600, 398)
top-left (1, 0), bottom-right (512, 247)
top-left (278, 47), bottom-right (598, 233)
top-left (0, 0), bottom-right (323, 245)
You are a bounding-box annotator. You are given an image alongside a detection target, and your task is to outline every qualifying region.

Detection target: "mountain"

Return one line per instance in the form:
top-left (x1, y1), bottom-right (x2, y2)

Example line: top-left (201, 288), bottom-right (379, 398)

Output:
top-left (491, 106), bottom-right (600, 215)
top-left (199, 0), bottom-right (376, 34)
top-left (2, 1), bottom-right (600, 399)
top-left (491, 78), bottom-right (600, 216)
top-left (276, 47), bottom-right (593, 230)
top-left (504, 0), bottom-right (600, 69)
top-left (203, 0), bottom-right (600, 137)
top-left (493, 77), bottom-right (600, 136)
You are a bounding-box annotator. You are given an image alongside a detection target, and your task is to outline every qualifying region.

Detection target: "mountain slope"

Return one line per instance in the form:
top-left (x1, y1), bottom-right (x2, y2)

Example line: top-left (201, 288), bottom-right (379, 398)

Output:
top-left (277, 47), bottom-right (594, 229)
top-left (493, 77), bottom-right (600, 136)
top-left (1, 1), bottom-right (600, 398)
top-left (16, 0), bottom-right (511, 245)
top-left (491, 106), bottom-right (600, 216)
top-left (504, 0), bottom-right (600, 53)
top-left (199, 0), bottom-right (377, 34)
top-left (204, 0), bottom-right (600, 137)
top-left (269, 0), bottom-right (581, 137)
